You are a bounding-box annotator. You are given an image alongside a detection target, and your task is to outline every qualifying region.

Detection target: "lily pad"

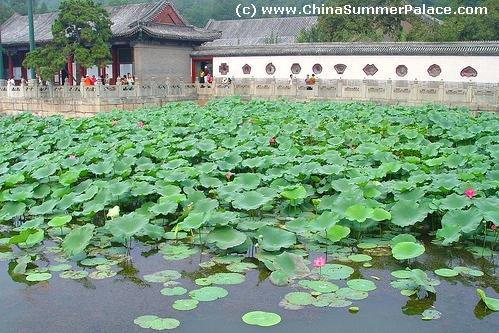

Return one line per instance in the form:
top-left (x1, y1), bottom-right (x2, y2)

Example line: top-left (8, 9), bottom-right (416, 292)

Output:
top-left (134, 315), bottom-right (180, 330)
top-left (172, 299), bottom-right (199, 311)
top-left (346, 279), bottom-right (377, 292)
top-left (189, 286), bottom-right (228, 301)
top-left (143, 270), bottom-right (182, 283)
top-left (242, 311), bottom-right (281, 327)
top-left (434, 268), bottom-right (459, 277)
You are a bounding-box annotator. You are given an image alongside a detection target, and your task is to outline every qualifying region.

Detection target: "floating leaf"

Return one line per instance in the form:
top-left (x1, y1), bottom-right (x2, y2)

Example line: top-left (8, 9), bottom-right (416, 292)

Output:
top-left (392, 242), bottom-right (425, 260)
top-left (347, 279), bottom-right (377, 291)
top-left (476, 289), bottom-right (499, 311)
top-left (189, 286), bottom-right (228, 301)
top-left (242, 311), bottom-right (281, 327)
top-left (134, 315), bottom-right (180, 330)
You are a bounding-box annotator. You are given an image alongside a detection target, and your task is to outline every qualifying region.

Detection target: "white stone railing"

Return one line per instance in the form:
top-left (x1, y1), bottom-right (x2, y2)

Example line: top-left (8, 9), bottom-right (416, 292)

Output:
top-left (1, 76), bottom-right (498, 115)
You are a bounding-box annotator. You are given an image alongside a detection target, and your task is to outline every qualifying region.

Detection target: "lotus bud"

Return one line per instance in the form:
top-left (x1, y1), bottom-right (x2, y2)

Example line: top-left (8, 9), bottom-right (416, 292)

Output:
top-left (107, 205), bottom-right (120, 219)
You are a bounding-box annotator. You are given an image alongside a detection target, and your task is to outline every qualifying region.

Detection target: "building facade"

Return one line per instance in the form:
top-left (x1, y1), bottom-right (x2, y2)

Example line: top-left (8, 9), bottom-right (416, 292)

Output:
top-left (0, 0), bottom-right (220, 85)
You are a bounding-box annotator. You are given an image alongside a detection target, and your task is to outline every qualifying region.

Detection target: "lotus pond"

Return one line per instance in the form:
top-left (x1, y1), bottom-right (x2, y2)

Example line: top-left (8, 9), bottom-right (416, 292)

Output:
top-left (0, 98), bottom-right (498, 332)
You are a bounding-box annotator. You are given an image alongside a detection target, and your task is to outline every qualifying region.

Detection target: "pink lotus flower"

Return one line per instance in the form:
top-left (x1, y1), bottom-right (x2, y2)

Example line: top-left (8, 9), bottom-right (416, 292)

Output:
top-left (68, 155), bottom-right (76, 159)
top-left (464, 188), bottom-right (476, 199)
top-left (225, 173), bottom-right (231, 180)
top-left (492, 224), bottom-right (497, 231)
top-left (269, 137), bottom-right (276, 144)
top-left (313, 256), bottom-right (326, 269)
top-left (137, 121), bottom-right (144, 128)
top-left (112, 120), bottom-right (118, 125)
top-left (33, 111), bottom-right (40, 116)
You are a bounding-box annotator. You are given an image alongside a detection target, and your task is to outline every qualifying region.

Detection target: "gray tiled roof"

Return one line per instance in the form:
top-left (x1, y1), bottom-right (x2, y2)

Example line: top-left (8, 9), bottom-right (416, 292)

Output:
top-left (203, 16), bottom-right (317, 46)
top-left (192, 41), bottom-right (499, 57)
top-left (0, 0), bottom-right (220, 46)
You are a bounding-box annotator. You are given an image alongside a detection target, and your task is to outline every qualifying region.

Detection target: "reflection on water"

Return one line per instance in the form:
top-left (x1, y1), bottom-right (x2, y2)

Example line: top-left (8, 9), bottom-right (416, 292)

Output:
top-left (0, 238), bottom-right (498, 333)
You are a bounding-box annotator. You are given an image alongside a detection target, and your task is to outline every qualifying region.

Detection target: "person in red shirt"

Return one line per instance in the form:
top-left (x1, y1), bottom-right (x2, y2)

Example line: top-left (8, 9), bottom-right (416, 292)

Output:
top-left (84, 75), bottom-right (92, 86)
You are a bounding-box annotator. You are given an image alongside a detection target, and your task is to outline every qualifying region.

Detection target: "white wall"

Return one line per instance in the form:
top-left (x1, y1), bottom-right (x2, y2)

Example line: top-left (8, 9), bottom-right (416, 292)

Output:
top-left (213, 55), bottom-right (499, 83)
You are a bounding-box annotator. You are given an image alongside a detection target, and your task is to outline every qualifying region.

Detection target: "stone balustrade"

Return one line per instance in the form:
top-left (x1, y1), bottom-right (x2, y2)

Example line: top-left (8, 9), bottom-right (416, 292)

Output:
top-left (0, 76), bottom-right (498, 117)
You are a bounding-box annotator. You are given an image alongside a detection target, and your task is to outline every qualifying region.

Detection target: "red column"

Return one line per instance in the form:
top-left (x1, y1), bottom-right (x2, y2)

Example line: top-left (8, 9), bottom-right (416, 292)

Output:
top-left (67, 53), bottom-right (73, 85)
top-left (7, 51), bottom-right (13, 79)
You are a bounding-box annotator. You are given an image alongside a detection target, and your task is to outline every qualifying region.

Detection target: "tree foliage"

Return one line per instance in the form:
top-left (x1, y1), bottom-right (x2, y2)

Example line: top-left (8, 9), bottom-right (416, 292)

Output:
top-left (22, 0), bottom-right (113, 82)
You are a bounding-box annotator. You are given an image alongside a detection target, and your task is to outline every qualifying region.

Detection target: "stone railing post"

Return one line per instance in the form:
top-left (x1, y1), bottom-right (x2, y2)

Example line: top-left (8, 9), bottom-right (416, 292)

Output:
top-left (21, 78), bottom-right (27, 98)
top-left (292, 77), bottom-right (297, 96)
top-left (134, 76), bottom-right (140, 97)
top-left (337, 78), bottom-right (343, 98)
top-left (313, 80), bottom-right (319, 97)
top-left (438, 79), bottom-right (444, 102)
top-left (48, 81), bottom-right (54, 98)
top-left (166, 77), bottom-right (171, 95)
top-left (180, 76), bottom-right (185, 96)
top-left (64, 77), bottom-right (69, 98)
top-left (411, 79), bottom-right (419, 101)
top-left (386, 78), bottom-right (392, 101)
top-left (250, 76), bottom-right (256, 95)
top-left (230, 76), bottom-right (235, 95)
top-left (467, 80), bottom-right (474, 103)
top-left (150, 76), bottom-right (156, 96)
top-left (95, 79), bottom-right (102, 97)
top-left (361, 78), bottom-right (368, 100)
top-left (80, 76), bottom-right (85, 98)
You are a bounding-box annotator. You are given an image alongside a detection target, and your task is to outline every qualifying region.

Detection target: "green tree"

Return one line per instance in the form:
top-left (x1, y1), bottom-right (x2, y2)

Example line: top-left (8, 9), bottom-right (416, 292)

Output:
top-left (23, 0), bottom-right (113, 82)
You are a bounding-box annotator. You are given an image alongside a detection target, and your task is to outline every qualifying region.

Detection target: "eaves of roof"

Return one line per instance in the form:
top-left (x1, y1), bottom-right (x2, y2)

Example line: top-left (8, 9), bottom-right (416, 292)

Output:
top-left (191, 41), bottom-right (499, 57)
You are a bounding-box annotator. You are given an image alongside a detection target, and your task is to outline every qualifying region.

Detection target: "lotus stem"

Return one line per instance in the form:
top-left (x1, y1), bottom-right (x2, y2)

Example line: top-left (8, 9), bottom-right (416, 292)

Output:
top-left (482, 222), bottom-right (487, 256)
top-left (324, 228), bottom-right (328, 262)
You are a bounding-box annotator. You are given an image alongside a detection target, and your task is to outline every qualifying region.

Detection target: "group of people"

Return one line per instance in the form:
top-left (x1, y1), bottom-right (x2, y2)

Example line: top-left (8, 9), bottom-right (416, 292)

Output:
top-left (199, 66), bottom-right (212, 84)
top-left (288, 74), bottom-right (316, 88)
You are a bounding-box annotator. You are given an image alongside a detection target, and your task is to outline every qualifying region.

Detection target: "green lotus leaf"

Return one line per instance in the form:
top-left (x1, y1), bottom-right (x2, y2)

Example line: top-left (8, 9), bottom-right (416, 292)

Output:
top-left (299, 280), bottom-right (339, 293)
top-left (390, 200), bottom-right (429, 227)
top-left (454, 266), bottom-right (484, 277)
top-left (436, 223), bottom-right (463, 246)
top-left (89, 270), bottom-right (117, 280)
top-left (177, 212), bottom-right (211, 231)
top-left (59, 270), bottom-right (89, 279)
top-left (269, 270), bottom-right (291, 286)
top-left (392, 241), bottom-right (425, 260)
top-left (434, 268), bottom-right (459, 277)
top-left (372, 207), bottom-right (391, 221)
top-left (327, 225), bottom-right (351, 243)
top-left (134, 315), bottom-right (180, 330)
top-left (199, 174), bottom-right (223, 188)
top-left (189, 286), bottom-right (228, 301)
top-left (285, 291), bottom-right (315, 305)
top-left (205, 226), bottom-right (247, 250)
top-left (105, 212), bottom-right (150, 239)
top-left (473, 197), bottom-right (499, 225)
top-left (58, 170), bottom-right (80, 186)
top-left (48, 215), bottom-right (72, 228)
top-left (31, 163), bottom-right (58, 179)
top-left (62, 224), bottom-right (95, 256)
top-left (439, 193), bottom-right (472, 210)
top-left (130, 181), bottom-right (155, 197)
top-left (191, 198), bottom-right (219, 213)
top-left (143, 270), bottom-right (181, 283)
top-left (476, 289), bottom-right (499, 311)
top-left (280, 185), bottom-right (307, 200)
top-left (231, 191), bottom-right (270, 211)
top-left (0, 202), bottom-right (26, 221)
top-left (26, 272), bottom-right (52, 282)
top-left (159, 244), bottom-right (198, 260)
top-left (207, 272), bottom-right (245, 285)
top-left (172, 299), bottom-right (199, 311)
top-left (242, 311), bottom-right (281, 327)
top-left (88, 160), bottom-right (113, 176)
top-left (440, 207), bottom-right (483, 234)
top-left (348, 254), bottom-right (372, 262)
top-left (29, 199), bottom-right (58, 215)
top-left (335, 287), bottom-right (369, 300)
top-left (161, 287), bottom-right (187, 296)
top-left (273, 251), bottom-right (310, 278)
top-left (422, 309), bottom-right (442, 320)
top-left (307, 211), bottom-right (340, 231)
top-left (5, 173), bottom-right (25, 186)
top-left (320, 263), bottom-right (354, 280)
top-left (233, 173), bottom-right (261, 190)
top-left (149, 200), bottom-right (178, 216)
top-left (390, 234), bottom-right (417, 248)
top-left (49, 264), bottom-right (72, 272)
top-left (256, 225), bottom-right (296, 251)
top-left (347, 279), bottom-right (377, 291)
